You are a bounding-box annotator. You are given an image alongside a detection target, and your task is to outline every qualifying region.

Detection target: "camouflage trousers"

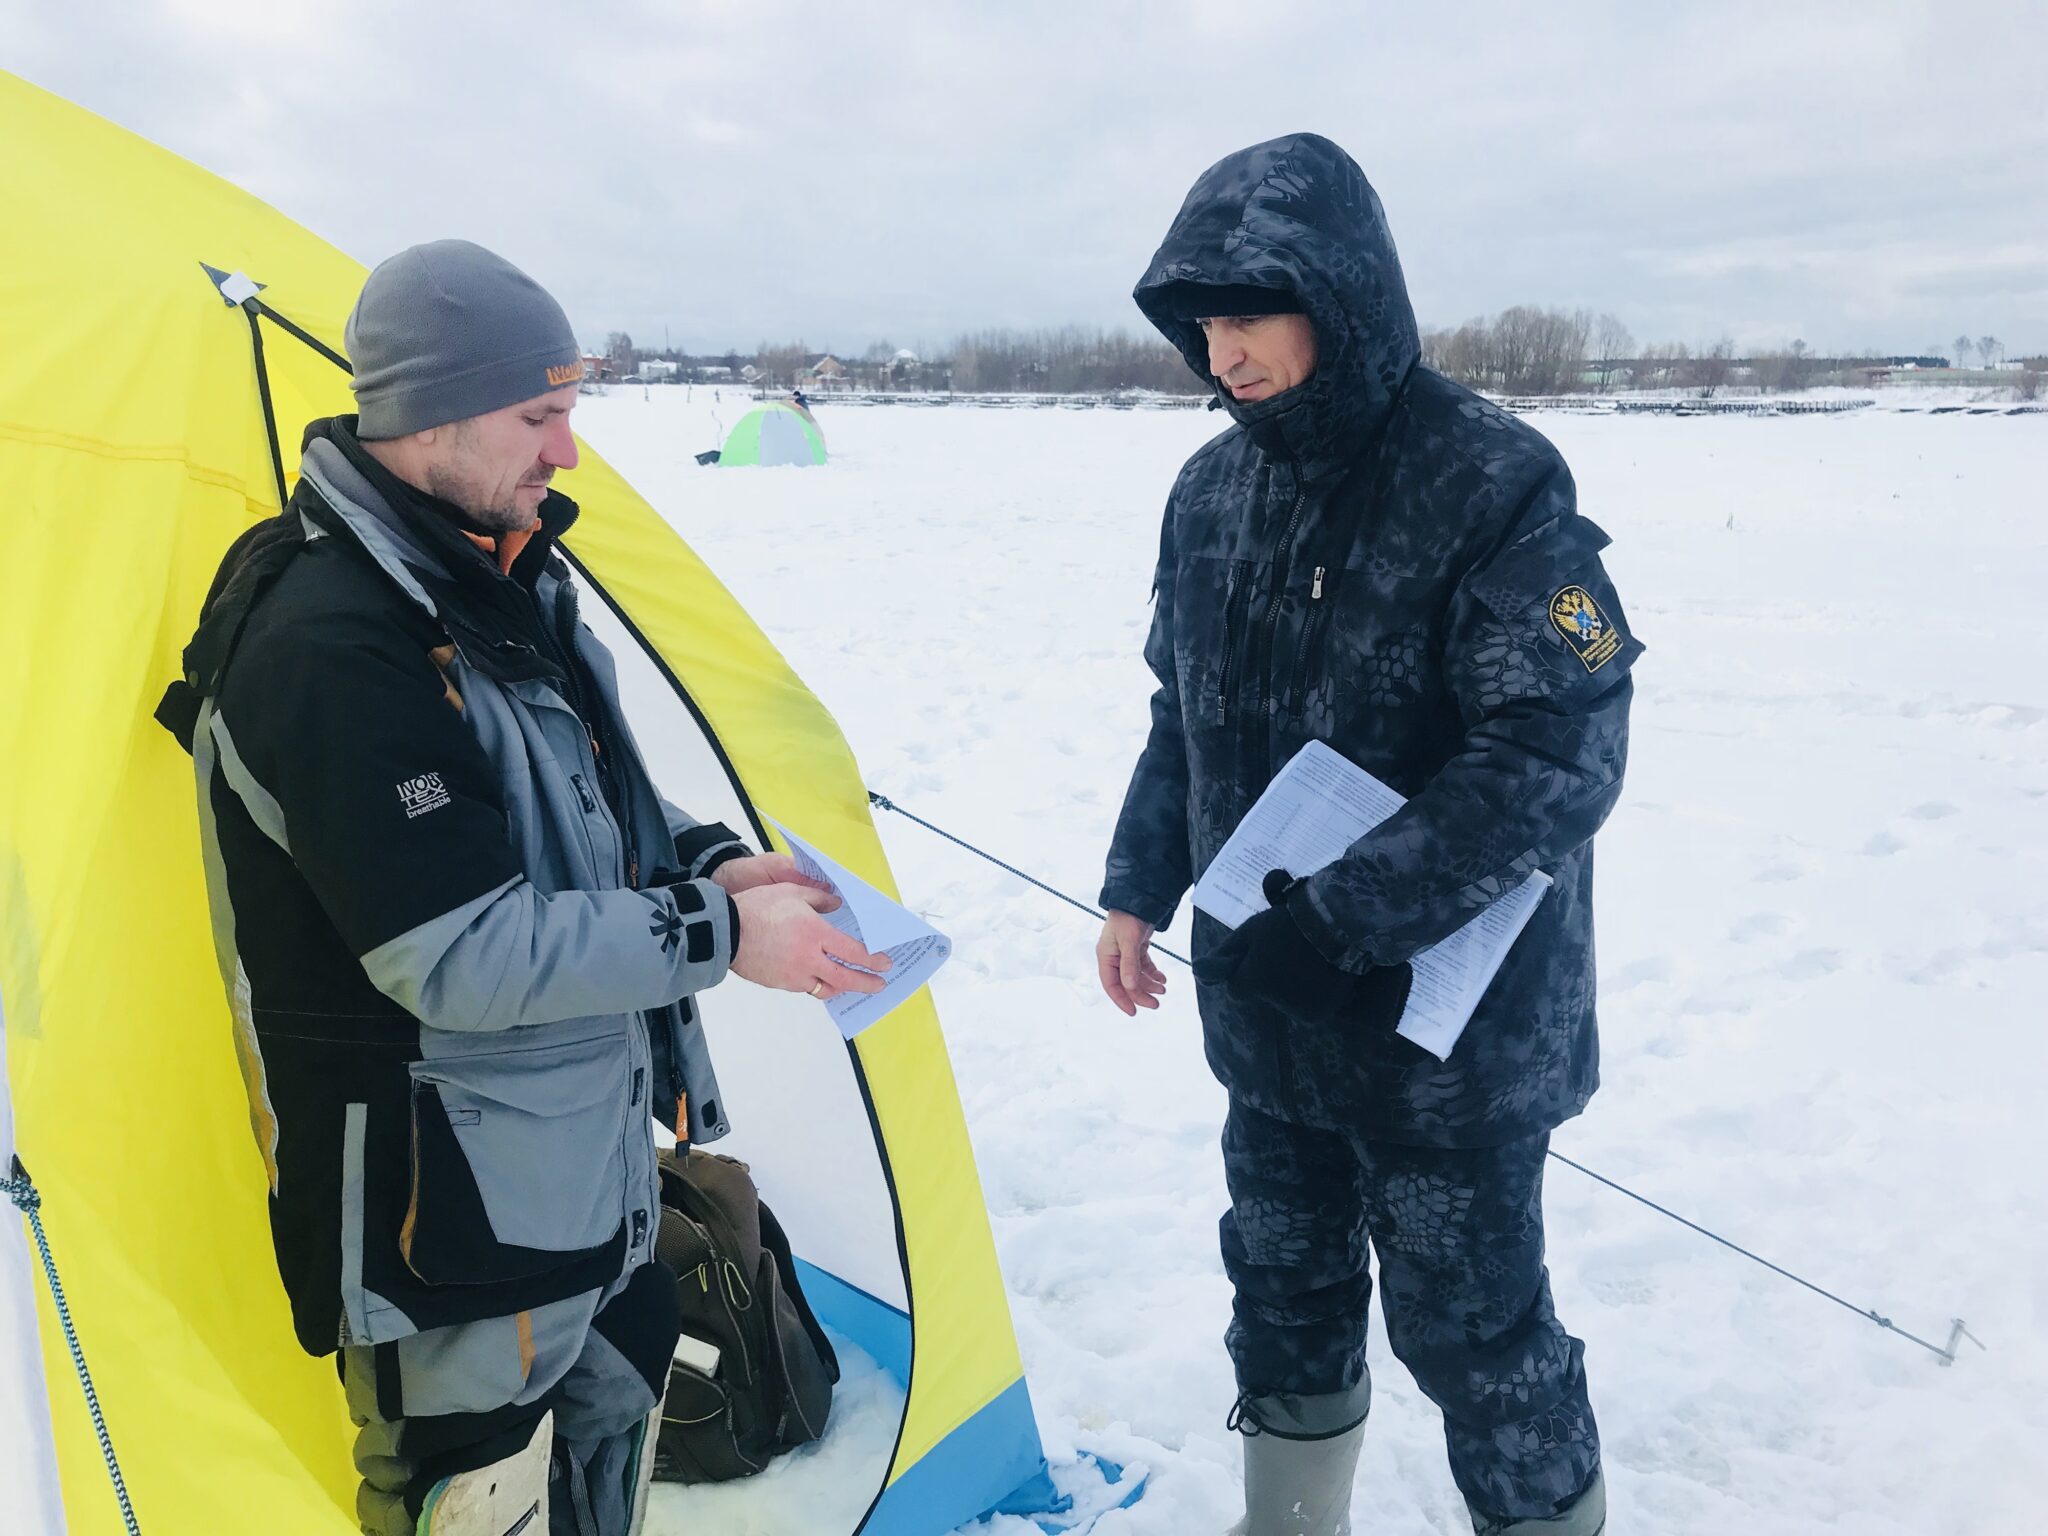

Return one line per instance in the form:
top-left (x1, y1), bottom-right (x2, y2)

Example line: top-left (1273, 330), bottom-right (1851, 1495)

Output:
top-left (1220, 1097), bottom-right (1601, 1527)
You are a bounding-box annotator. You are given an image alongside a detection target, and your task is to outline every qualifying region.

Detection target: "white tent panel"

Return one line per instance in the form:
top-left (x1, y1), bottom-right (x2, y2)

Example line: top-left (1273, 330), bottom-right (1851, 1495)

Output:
top-left (571, 573), bottom-right (908, 1314)
top-left (757, 410), bottom-right (820, 467)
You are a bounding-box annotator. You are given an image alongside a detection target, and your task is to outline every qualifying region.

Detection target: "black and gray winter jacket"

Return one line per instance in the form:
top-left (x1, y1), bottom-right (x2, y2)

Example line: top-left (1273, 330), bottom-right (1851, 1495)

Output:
top-left (1103, 135), bottom-right (1645, 1146)
top-left (164, 416), bottom-right (748, 1354)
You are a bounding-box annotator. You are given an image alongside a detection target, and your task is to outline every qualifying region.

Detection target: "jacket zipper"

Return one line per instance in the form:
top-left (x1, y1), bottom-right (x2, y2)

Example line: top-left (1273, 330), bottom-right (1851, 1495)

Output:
top-left (1290, 566), bottom-right (1328, 708)
top-left (549, 580), bottom-right (640, 887)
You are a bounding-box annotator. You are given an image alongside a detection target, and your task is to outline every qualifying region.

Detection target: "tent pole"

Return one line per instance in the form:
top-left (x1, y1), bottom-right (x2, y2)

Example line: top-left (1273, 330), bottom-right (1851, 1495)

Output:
top-left (248, 299), bottom-right (353, 375)
top-left (239, 305), bottom-right (291, 515)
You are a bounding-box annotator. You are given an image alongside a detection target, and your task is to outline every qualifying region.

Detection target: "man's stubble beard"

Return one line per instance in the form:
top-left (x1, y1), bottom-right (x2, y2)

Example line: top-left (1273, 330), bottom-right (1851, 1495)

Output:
top-left (425, 460), bottom-right (539, 536)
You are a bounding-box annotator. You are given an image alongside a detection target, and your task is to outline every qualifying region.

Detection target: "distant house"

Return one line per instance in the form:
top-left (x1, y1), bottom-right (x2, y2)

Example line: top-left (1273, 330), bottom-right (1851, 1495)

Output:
top-left (640, 359), bottom-right (680, 382)
top-left (805, 354), bottom-right (849, 391)
top-left (740, 364), bottom-right (762, 384)
top-left (580, 351), bottom-right (610, 381)
top-left (696, 365), bottom-right (734, 382)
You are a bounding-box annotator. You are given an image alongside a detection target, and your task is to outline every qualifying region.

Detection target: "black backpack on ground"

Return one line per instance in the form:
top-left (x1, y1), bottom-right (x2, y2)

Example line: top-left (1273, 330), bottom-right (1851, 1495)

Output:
top-left (651, 1148), bottom-right (840, 1481)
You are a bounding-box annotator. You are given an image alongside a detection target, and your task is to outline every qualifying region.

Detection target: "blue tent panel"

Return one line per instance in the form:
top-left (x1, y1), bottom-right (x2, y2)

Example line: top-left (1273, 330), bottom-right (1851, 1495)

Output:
top-left (797, 1260), bottom-right (1062, 1534)
top-left (861, 1378), bottom-right (1056, 1536)
top-left (796, 1258), bottom-right (913, 1383)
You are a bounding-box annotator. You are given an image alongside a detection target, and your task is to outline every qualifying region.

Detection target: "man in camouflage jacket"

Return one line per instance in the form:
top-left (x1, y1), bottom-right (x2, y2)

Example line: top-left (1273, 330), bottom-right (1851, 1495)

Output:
top-left (1097, 135), bottom-right (1639, 1536)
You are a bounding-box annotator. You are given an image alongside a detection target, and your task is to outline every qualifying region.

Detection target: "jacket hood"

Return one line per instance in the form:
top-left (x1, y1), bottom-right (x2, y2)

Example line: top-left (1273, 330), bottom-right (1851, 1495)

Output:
top-left (1135, 133), bottom-right (1420, 475)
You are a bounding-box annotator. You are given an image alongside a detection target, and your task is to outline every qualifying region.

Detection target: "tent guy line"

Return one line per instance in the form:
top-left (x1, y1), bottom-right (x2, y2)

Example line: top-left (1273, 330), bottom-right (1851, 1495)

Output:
top-left (862, 789), bottom-right (1983, 1368)
top-left (4, 1158), bottom-right (139, 1535)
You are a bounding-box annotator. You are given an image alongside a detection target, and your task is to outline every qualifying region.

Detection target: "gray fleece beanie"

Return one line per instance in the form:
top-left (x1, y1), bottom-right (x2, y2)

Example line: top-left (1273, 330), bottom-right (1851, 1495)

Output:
top-left (345, 240), bottom-right (584, 439)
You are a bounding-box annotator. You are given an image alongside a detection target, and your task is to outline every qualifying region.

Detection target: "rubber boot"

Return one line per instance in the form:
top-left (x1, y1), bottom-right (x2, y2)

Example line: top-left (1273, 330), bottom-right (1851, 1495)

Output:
top-left (1472, 1469), bottom-right (1607, 1536)
top-left (1225, 1420), bottom-right (1366, 1536)
top-left (415, 1410), bottom-right (552, 1536)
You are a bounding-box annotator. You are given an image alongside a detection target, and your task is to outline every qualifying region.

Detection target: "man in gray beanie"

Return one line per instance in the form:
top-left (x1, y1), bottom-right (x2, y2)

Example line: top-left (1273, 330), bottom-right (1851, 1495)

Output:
top-left (168, 241), bottom-right (891, 1536)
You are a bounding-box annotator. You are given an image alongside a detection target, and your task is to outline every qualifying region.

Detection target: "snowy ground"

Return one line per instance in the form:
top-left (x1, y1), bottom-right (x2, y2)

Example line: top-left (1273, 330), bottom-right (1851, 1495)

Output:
top-left (578, 387), bottom-right (2044, 1534)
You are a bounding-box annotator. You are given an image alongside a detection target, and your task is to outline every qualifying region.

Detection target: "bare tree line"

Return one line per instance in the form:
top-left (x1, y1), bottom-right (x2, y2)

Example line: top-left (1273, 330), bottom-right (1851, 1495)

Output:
top-left (1425, 307), bottom-right (1603, 395)
top-left (948, 327), bottom-right (1202, 394)
top-left (1951, 335), bottom-right (2005, 369)
top-left (1422, 309), bottom-right (1745, 394)
top-left (1422, 309), bottom-right (2046, 396)
top-left (610, 314), bottom-right (2037, 400)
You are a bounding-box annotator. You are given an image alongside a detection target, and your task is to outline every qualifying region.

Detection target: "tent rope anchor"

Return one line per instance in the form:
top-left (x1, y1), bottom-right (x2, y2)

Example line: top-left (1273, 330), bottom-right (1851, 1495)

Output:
top-left (4, 1156), bottom-right (142, 1534)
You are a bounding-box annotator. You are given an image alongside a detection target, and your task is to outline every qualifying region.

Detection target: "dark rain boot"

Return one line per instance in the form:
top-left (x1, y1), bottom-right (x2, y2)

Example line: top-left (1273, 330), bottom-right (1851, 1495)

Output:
top-left (1471, 1470), bottom-right (1607, 1536)
top-left (1224, 1390), bottom-right (1369, 1536)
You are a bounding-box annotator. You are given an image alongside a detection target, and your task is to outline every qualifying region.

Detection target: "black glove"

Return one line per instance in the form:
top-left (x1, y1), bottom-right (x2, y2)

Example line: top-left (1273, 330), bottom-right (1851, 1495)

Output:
top-left (1195, 870), bottom-right (1412, 1028)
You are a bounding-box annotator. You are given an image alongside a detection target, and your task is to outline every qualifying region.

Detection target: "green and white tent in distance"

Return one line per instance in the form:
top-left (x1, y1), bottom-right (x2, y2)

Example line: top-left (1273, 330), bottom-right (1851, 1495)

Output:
top-left (721, 401), bottom-right (827, 467)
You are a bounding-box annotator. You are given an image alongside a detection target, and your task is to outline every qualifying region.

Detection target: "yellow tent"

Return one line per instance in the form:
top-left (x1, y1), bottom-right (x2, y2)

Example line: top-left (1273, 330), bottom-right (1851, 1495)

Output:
top-left (0, 70), bottom-right (1058, 1534)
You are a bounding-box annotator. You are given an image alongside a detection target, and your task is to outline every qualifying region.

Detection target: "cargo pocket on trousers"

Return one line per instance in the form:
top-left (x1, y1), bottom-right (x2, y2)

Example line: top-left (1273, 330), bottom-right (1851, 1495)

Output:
top-left (403, 1032), bottom-right (630, 1286)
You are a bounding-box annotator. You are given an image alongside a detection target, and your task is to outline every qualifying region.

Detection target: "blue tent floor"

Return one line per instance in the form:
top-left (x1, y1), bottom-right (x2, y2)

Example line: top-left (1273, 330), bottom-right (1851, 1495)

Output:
top-left (787, 1260), bottom-right (1146, 1533)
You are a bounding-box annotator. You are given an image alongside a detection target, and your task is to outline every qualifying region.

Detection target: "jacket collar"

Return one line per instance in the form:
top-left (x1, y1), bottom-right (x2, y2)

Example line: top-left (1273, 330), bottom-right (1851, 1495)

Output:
top-left (304, 415), bottom-right (580, 608)
top-left (295, 417), bottom-right (580, 688)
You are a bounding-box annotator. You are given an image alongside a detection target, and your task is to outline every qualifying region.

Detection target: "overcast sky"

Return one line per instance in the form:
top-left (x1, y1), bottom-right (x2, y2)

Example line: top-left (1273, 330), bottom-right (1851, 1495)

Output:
top-left (10, 1), bottom-right (2044, 358)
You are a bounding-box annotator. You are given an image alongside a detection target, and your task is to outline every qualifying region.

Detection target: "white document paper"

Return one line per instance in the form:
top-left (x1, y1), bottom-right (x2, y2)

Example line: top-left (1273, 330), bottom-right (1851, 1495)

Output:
top-left (767, 820), bottom-right (952, 1039)
top-left (1190, 740), bottom-right (1550, 1060)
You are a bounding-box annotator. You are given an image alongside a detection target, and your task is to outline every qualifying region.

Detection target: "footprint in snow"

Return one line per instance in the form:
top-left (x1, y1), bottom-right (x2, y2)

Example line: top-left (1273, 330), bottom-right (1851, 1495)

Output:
top-left (1729, 912), bottom-right (1795, 942)
top-left (1608, 956), bottom-right (1673, 990)
top-left (1904, 801), bottom-right (1960, 820)
top-left (1778, 949), bottom-right (1845, 981)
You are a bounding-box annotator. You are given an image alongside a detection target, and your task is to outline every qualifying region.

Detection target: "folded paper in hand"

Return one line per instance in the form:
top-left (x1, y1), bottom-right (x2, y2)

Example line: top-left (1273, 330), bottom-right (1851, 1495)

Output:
top-left (1190, 740), bottom-right (1550, 1060)
top-left (767, 819), bottom-right (952, 1039)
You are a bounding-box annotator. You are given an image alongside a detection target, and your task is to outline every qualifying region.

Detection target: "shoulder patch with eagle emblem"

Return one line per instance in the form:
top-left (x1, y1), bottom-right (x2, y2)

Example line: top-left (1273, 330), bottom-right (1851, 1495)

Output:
top-left (1549, 586), bottom-right (1622, 672)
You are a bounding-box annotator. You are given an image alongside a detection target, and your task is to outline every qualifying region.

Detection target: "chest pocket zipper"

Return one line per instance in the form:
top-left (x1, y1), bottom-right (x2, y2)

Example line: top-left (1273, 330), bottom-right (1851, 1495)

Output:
top-left (1290, 566), bottom-right (1331, 709)
top-left (1216, 560), bottom-right (1251, 724)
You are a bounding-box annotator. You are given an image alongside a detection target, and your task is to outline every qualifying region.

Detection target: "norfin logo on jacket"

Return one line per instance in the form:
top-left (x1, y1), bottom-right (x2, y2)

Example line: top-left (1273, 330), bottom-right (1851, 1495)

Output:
top-left (1549, 587), bottom-right (1622, 672)
top-left (649, 908), bottom-right (684, 955)
top-left (397, 773), bottom-right (452, 819)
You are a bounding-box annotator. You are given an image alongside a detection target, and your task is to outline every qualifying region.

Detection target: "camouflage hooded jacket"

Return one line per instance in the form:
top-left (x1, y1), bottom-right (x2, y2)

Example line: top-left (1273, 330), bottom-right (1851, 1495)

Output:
top-left (1102, 134), bottom-right (1645, 1147)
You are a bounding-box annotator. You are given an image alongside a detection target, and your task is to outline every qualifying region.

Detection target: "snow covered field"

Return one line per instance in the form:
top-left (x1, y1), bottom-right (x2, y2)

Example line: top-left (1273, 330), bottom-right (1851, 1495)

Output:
top-left (577, 388), bottom-right (2044, 1534)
